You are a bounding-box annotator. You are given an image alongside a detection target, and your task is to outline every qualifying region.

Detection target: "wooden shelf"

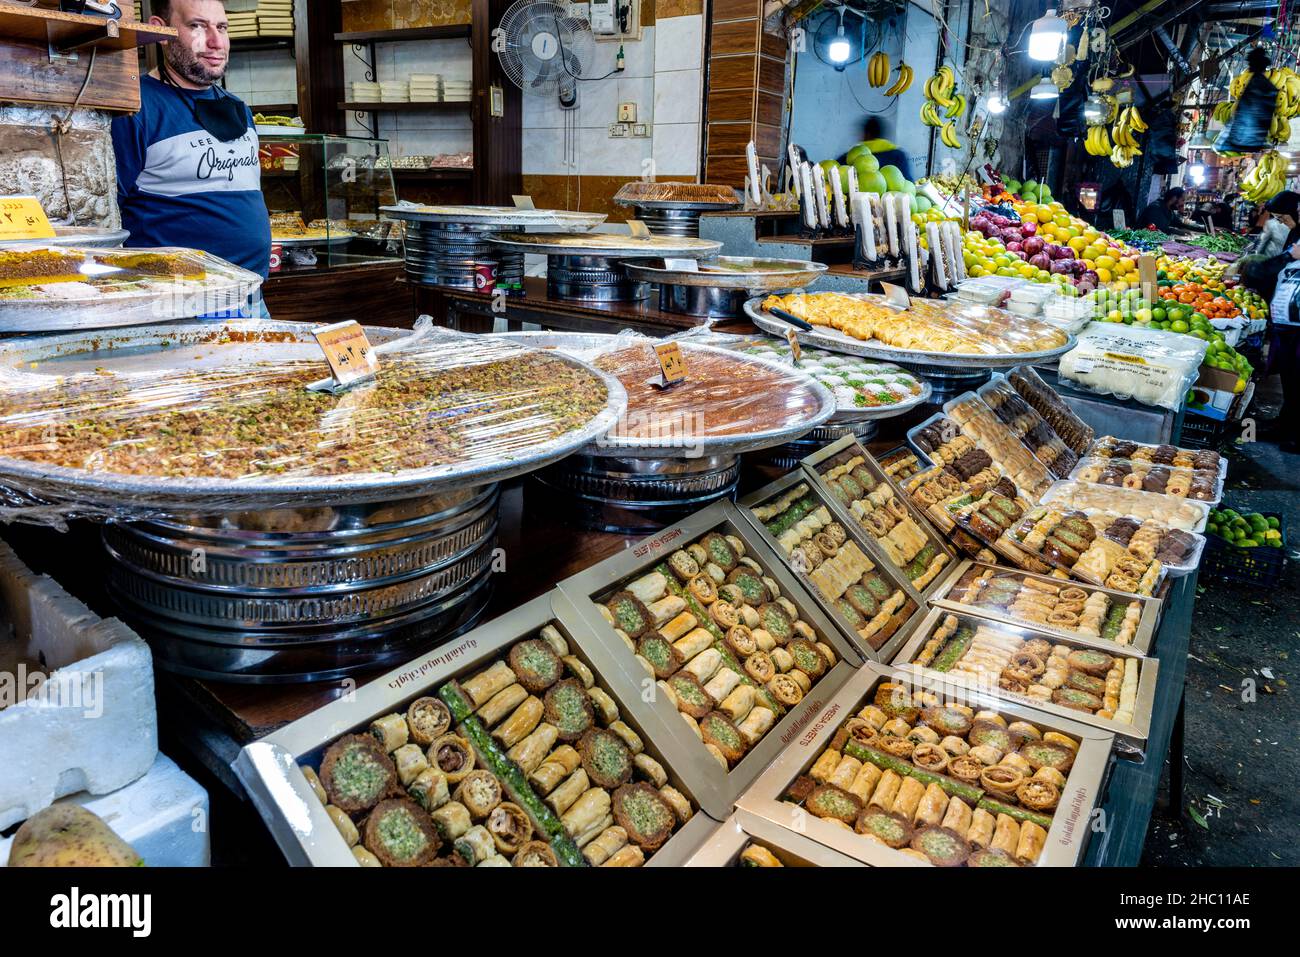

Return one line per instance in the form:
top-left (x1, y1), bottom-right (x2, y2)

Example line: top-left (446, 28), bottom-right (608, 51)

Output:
top-left (339, 101), bottom-right (472, 112)
top-left (335, 25), bottom-right (470, 43)
top-left (230, 36), bottom-right (295, 52)
top-left (392, 167), bottom-right (473, 180)
top-left (250, 103), bottom-right (299, 115)
top-left (0, 7), bottom-right (175, 53)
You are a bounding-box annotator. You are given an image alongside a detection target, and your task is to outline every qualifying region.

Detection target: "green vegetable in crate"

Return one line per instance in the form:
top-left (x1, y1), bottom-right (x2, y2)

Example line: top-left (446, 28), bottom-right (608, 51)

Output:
top-left (1207, 508), bottom-right (1284, 547)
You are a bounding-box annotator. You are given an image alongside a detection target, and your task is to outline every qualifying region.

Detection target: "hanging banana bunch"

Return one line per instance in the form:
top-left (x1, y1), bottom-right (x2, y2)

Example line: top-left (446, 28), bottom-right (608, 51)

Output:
top-left (883, 61), bottom-right (913, 96)
top-left (1084, 124), bottom-right (1113, 156)
top-left (1108, 105), bottom-right (1145, 168)
top-left (868, 52), bottom-right (891, 88)
top-left (921, 65), bottom-right (965, 149)
top-left (1242, 150), bottom-right (1288, 202)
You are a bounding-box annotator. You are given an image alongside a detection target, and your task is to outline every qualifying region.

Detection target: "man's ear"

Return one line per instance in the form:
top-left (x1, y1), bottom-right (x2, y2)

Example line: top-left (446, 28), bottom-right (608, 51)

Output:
top-left (149, 15), bottom-right (169, 28)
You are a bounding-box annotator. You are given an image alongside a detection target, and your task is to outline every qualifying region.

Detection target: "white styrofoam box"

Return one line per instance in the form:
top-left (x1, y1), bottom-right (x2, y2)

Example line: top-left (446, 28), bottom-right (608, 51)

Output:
top-left (0, 754), bottom-right (209, 868)
top-left (0, 541), bottom-right (157, 831)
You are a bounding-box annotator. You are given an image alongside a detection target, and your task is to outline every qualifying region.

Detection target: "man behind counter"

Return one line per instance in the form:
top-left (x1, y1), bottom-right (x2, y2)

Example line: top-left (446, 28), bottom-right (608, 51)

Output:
top-left (1136, 187), bottom-right (1204, 236)
top-left (111, 0), bottom-right (271, 281)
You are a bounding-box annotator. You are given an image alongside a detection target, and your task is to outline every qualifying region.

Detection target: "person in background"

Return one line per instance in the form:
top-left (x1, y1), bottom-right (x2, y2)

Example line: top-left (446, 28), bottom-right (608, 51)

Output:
top-left (1255, 190), bottom-right (1300, 259)
top-left (861, 117), bottom-right (912, 181)
top-left (1137, 186), bottom-right (1204, 234)
top-left (111, 0), bottom-right (271, 291)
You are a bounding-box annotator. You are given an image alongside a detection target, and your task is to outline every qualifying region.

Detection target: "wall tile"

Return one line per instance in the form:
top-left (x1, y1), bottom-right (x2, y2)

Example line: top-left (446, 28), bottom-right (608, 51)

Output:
top-left (522, 126), bottom-right (570, 175)
top-left (651, 121), bottom-right (699, 176)
top-left (653, 69), bottom-right (700, 124)
top-left (617, 76), bottom-right (655, 124)
top-left (653, 14), bottom-right (702, 73)
top-left (578, 125), bottom-right (652, 176)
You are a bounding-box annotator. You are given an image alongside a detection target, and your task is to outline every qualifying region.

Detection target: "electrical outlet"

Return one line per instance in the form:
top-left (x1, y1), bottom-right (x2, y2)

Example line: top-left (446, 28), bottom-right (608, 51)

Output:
top-left (609, 123), bottom-right (629, 137)
top-left (632, 123), bottom-right (648, 137)
top-left (618, 102), bottom-right (637, 123)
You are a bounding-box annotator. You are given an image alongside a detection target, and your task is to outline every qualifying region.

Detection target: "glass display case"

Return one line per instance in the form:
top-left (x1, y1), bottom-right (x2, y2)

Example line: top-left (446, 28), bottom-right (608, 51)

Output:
top-left (258, 133), bottom-right (404, 274)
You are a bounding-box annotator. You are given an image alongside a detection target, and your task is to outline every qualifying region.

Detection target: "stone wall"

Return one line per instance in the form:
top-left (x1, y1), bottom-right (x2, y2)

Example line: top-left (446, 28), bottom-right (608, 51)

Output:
top-left (0, 105), bottom-right (120, 228)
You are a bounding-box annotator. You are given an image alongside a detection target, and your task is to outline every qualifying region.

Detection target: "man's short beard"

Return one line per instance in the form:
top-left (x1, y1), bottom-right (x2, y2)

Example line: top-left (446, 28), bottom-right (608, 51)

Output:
top-left (164, 42), bottom-right (225, 86)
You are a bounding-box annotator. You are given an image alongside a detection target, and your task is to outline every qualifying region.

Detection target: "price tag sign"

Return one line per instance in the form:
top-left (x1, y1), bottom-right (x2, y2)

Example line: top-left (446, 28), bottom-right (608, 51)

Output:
top-left (511, 194), bottom-right (536, 209)
top-left (627, 219), bottom-right (652, 239)
top-left (653, 341), bottom-right (687, 386)
top-left (1137, 253), bottom-right (1158, 296)
top-left (1113, 208), bottom-right (1126, 230)
top-left (0, 196), bottom-right (55, 241)
top-left (313, 320), bottom-right (379, 388)
top-left (786, 327), bottom-right (802, 364)
top-left (881, 281), bottom-right (912, 309)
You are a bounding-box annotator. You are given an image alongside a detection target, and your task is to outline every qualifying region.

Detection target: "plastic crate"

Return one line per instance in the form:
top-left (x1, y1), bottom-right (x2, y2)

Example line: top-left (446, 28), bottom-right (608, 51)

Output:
top-left (1202, 505), bottom-right (1288, 588)
top-left (1179, 415), bottom-right (1230, 450)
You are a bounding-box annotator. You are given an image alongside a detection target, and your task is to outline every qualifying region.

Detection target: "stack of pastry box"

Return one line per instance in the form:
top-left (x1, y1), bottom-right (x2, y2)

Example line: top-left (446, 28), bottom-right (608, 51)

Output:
top-left (236, 368), bottom-right (1186, 868)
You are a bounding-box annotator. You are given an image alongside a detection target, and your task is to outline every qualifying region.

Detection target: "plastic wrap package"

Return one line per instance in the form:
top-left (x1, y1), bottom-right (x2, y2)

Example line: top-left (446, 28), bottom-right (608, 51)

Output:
top-left (949, 275), bottom-right (1026, 306)
top-left (0, 319), bottom-right (627, 526)
top-left (0, 246), bottom-right (262, 332)
top-left (977, 378), bottom-right (1078, 479)
top-left (682, 329), bottom-right (932, 418)
top-left (909, 404), bottom-right (1053, 500)
top-left (1038, 481), bottom-right (1210, 533)
top-left (1006, 366), bottom-right (1095, 455)
top-left (751, 292), bottom-right (1074, 364)
top-left (1070, 455), bottom-right (1225, 504)
top-left (1089, 434), bottom-right (1225, 473)
top-left (1057, 324), bottom-right (1208, 411)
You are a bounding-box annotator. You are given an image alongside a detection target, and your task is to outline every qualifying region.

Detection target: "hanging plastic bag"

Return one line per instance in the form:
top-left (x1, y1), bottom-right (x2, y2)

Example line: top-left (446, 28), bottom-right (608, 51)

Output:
top-left (1214, 72), bottom-right (1278, 154)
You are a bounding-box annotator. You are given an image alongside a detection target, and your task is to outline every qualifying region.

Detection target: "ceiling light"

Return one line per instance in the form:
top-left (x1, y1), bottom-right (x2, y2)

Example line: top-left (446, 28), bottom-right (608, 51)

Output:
top-left (828, 9), bottom-right (850, 65)
top-left (1028, 8), bottom-right (1068, 62)
top-left (987, 93), bottom-right (1007, 114)
top-left (1030, 77), bottom-right (1059, 100)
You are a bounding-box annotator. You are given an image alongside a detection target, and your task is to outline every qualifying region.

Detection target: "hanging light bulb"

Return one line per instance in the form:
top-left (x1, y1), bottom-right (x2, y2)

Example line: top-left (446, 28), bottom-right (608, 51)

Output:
top-left (1030, 77), bottom-right (1059, 100)
top-left (828, 9), bottom-right (850, 64)
top-left (987, 93), bottom-right (1007, 114)
top-left (1028, 8), bottom-right (1068, 62)
top-left (1083, 95), bottom-right (1104, 121)
top-left (1189, 164), bottom-right (1206, 185)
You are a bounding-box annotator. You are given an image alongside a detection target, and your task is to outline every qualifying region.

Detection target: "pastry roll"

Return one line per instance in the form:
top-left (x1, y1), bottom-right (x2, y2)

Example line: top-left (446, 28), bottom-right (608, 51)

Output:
top-left (562, 656), bottom-right (595, 689)
top-left (492, 696), bottom-right (544, 748)
top-left (869, 769), bottom-right (902, 809)
top-left (530, 745), bottom-right (581, 795)
top-left (704, 743), bottom-right (729, 769)
top-left (453, 825), bottom-right (497, 866)
top-left (893, 776), bottom-right (926, 819)
top-left (392, 742), bottom-right (429, 787)
top-left (608, 721), bottom-right (644, 754)
top-left (660, 611), bottom-right (698, 642)
top-left (369, 714), bottom-right (409, 753)
top-left (409, 768), bottom-right (450, 812)
top-left (914, 783), bottom-right (949, 826)
top-left (300, 766), bottom-right (328, 805)
top-left (507, 723), bottom-right (559, 774)
top-left (546, 769), bottom-right (590, 816)
top-left (703, 667), bottom-right (743, 703)
top-left (940, 796), bottom-right (973, 838)
top-left (477, 683), bottom-right (529, 727)
top-left (683, 649), bottom-right (724, 682)
top-left (602, 845), bottom-right (646, 867)
top-left (407, 697), bottom-right (452, 746)
top-left (352, 846), bottom-right (382, 867)
top-left (453, 770), bottom-right (503, 819)
top-left (583, 826), bottom-right (628, 866)
top-left (539, 624), bottom-right (570, 657)
top-left (719, 684), bottom-right (757, 723)
top-left (810, 749), bottom-right (841, 783)
top-left (633, 753), bottom-right (668, 788)
top-left (325, 805), bottom-right (358, 847)
top-left (1016, 820), bottom-right (1047, 865)
top-left (673, 628), bottom-right (715, 660)
top-left (659, 785), bottom-right (694, 824)
top-left (967, 808), bottom-right (995, 848)
top-left (990, 813), bottom-right (1020, 855)
top-left (462, 661), bottom-right (517, 707)
top-left (561, 788), bottom-right (612, 839)
top-left (847, 762), bottom-right (882, 803)
top-left (575, 814), bottom-right (615, 849)
top-left (738, 707), bottom-right (775, 745)
top-left (476, 855), bottom-right (509, 867)
top-left (587, 687), bottom-right (620, 725)
top-left (430, 801), bottom-right (472, 842)
top-left (828, 755), bottom-right (863, 790)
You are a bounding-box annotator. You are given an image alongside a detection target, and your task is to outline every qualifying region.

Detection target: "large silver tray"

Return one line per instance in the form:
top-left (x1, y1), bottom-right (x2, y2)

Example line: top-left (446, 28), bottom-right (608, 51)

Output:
top-left (743, 295), bottom-right (1078, 369)
top-left (493, 332), bottom-right (835, 459)
top-left (380, 204), bottom-right (606, 229)
top-left (622, 257), bottom-right (827, 290)
top-left (0, 320), bottom-right (628, 514)
top-left (493, 233), bottom-right (722, 258)
top-left (3, 226), bottom-right (129, 248)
